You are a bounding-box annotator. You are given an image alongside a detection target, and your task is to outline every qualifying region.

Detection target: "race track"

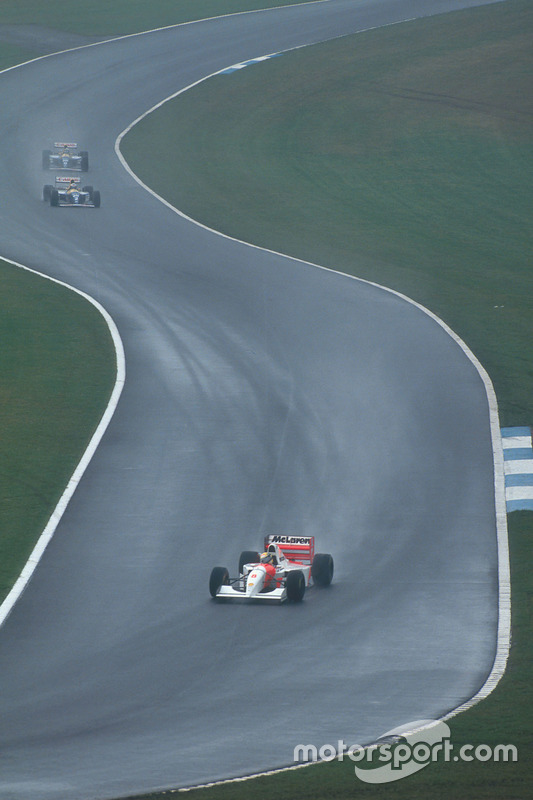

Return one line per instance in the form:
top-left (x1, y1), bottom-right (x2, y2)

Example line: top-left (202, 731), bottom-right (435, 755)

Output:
top-left (0, 1), bottom-right (506, 797)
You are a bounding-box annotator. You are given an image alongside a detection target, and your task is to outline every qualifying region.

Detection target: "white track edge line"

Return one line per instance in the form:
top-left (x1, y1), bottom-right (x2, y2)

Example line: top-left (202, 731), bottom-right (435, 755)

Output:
top-left (114, 17), bottom-right (510, 791)
top-left (0, 1), bottom-right (331, 76)
top-left (0, 256), bottom-right (126, 629)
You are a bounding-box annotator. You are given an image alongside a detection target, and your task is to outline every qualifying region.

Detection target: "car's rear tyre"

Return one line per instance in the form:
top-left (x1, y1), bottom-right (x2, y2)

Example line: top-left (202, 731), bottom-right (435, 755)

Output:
top-left (209, 566), bottom-right (229, 598)
top-left (286, 570), bottom-right (305, 602)
top-left (43, 184), bottom-right (53, 201)
top-left (42, 149), bottom-right (52, 169)
top-left (312, 553), bottom-right (334, 587)
top-left (82, 185), bottom-right (93, 194)
top-left (87, 190), bottom-right (100, 208)
top-left (50, 189), bottom-right (59, 207)
top-left (79, 151), bottom-right (89, 171)
top-left (238, 550), bottom-right (261, 574)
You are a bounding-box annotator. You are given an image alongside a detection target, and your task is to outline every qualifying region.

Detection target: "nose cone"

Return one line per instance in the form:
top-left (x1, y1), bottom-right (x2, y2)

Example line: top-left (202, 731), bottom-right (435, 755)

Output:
top-left (246, 566), bottom-right (266, 597)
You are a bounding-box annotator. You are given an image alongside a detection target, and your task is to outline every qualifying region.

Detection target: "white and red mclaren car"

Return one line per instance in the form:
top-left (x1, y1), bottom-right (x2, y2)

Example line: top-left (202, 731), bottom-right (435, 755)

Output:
top-left (209, 535), bottom-right (333, 603)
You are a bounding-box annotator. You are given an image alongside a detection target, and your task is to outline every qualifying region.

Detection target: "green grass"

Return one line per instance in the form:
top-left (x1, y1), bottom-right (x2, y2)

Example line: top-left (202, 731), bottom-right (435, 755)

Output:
top-left (0, 260), bottom-right (116, 602)
top-left (0, 42), bottom-right (37, 71)
top-left (121, 0), bottom-right (533, 427)
top-left (0, 0), bottom-right (314, 37)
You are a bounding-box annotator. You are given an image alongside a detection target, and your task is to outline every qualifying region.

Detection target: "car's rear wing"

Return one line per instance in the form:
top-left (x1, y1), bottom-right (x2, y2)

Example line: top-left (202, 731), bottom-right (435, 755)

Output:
top-left (54, 141), bottom-right (77, 149)
top-left (55, 176), bottom-right (81, 185)
top-left (264, 534), bottom-right (315, 565)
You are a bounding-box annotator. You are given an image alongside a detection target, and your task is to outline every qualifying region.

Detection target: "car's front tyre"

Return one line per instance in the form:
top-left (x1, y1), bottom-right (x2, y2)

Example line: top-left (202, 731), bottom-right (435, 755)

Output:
top-left (286, 570), bottom-right (305, 602)
top-left (209, 566), bottom-right (229, 598)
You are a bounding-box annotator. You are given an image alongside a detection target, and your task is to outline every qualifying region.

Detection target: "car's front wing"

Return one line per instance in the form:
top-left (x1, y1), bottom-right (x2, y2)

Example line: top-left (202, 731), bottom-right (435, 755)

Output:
top-left (215, 585), bottom-right (287, 602)
top-left (50, 158), bottom-right (82, 171)
top-left (56, 195), bottom-right (97, 207)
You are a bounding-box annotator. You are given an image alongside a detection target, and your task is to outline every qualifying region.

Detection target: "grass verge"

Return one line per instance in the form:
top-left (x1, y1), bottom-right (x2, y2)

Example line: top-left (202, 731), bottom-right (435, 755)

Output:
top-left (0, 260), bottom-right (116, 604)
top-left (0, 42), bottom-right (39, 71)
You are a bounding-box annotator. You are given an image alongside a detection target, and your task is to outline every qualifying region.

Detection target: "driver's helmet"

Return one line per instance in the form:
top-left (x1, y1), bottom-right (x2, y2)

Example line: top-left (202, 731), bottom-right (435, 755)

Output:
top-left (260, 551), bottom-right (275, 565)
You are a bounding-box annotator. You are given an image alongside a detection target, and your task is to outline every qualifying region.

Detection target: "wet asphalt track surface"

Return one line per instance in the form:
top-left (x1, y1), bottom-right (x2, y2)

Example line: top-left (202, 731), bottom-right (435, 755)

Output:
top-left (0, 1), bottom-right (505, 797)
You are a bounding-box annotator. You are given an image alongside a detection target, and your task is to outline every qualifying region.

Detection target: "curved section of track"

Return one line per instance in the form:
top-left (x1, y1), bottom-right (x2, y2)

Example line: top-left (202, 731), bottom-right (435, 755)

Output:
top-left (0, 1), bottom-right (506, 798)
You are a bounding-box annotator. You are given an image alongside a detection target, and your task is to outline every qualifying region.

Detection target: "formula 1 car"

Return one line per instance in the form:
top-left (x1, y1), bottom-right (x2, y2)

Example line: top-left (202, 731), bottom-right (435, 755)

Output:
top-left (43, 176), bottom-right (101, 207)
top-left (42, 142), bottom-right (89, 171)
top-left (209, 535), bottom-right (333, 603)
